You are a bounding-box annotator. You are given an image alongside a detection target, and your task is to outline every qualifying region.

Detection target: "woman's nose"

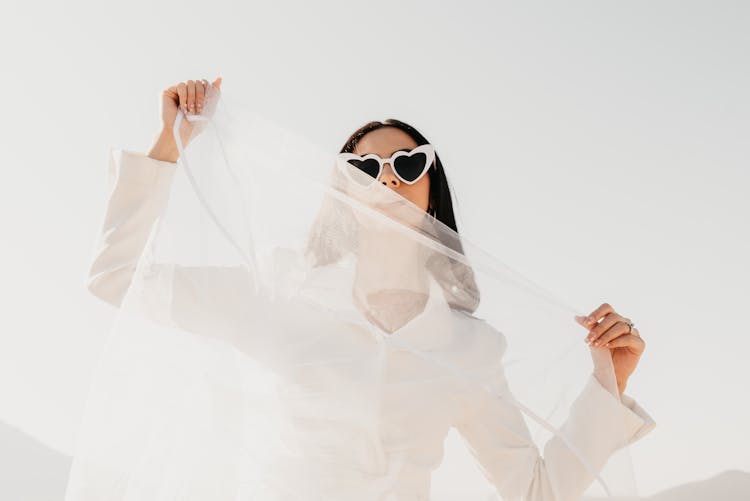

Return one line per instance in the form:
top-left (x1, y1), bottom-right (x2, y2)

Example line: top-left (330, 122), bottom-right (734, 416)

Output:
top-left (379, 163), bottom-right (401, 188)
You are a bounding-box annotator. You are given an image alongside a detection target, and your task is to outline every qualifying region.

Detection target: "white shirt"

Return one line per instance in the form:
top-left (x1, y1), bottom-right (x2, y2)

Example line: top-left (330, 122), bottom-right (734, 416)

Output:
top-left (86, 148), bottom-right (656, 501)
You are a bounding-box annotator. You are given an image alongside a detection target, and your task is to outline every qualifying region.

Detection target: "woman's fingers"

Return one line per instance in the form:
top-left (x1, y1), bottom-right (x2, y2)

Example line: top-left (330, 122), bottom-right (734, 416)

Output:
top-left (587, 313), bottom-right (631, 346)
top-left (186, 80), bottom-right (196, 113)
top-left (167, 76), bottom-right (220, 118)
top-left (195, 80), bottom-right (206, 113)
top-left (176, 82), bottom-right (188, 114)
top-left (575, 303), bottom-right (613, 329)
top-left (586, 302), bottom-right (615, 325)
top-left (585, 312), bottom-right (618, 344)
top-left (590, 317), bottom-right (631, 347)
top-left (577, 302), bottom-right (635, 345)
top-left (603, 333), bottom-right (645, 352)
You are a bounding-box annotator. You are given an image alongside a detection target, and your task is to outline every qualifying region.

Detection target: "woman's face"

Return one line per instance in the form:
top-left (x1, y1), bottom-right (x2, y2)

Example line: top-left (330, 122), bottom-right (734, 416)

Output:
top-left (354, 127), bottom-right (431, 212)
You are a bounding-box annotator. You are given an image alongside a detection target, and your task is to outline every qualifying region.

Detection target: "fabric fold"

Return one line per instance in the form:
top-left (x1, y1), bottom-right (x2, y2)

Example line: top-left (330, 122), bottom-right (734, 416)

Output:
top-left (68, 86), bottom-right (656, 500)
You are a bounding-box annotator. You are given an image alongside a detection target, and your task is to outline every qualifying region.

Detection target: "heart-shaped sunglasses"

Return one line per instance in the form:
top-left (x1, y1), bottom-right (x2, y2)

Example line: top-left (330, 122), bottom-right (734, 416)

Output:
top-left (336, 144), bottom-right (436, 187)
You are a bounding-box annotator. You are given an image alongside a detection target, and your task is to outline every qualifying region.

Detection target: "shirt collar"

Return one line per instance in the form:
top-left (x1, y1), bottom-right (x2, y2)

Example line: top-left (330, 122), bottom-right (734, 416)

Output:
top-left (296, 258), bottom-right (460, 351)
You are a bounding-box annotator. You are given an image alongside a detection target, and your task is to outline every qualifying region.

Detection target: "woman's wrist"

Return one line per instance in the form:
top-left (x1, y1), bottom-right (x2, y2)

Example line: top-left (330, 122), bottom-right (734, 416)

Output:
top-left (617, 378), bottom-right (628, 397)
top-left (147, 128), bottom-right (179, 163)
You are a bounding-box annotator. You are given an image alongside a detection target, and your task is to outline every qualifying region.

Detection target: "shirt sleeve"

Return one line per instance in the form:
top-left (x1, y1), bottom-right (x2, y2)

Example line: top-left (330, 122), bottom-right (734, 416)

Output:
top-left (453, 367), bottom-right (656, 501)
top-left (86, 148), bottom-right (264, 345)
top-left (86, 148), bottom-right (178, 308)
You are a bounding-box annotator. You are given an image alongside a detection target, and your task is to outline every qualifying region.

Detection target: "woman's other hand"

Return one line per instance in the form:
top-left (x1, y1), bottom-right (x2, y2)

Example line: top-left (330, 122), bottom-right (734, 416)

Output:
top-left (147, 76), bottom-right (222, 162)
top-left (575, 303), bottom-right (645, 395)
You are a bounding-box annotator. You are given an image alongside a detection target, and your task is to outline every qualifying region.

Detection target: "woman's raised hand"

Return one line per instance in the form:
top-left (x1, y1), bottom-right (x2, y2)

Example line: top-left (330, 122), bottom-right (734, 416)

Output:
top-left (147, 76), bottom-right (223, 163)
top-left (575, 303), bottom-right (645, 396)
top-left (161, 77), bottom-right (222, 130)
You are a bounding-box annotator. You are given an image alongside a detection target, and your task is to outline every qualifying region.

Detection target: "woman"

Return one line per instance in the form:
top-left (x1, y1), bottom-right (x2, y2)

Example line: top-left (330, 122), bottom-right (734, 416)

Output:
top-left (78, 77), bottom-right (656, 501)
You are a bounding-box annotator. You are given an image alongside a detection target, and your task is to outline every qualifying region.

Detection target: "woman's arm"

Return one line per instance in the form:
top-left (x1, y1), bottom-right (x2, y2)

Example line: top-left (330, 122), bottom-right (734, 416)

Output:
top-left (87, 148), bottom-right (266, 344)
top-left (86, 147), bottom-right (178, 307)
top-left (453, 366), bottom-right (656, 500)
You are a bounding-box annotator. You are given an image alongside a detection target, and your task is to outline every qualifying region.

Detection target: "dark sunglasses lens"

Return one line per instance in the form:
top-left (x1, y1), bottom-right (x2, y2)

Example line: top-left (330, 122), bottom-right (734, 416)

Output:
top-left (393, 153), bottom-right (427, 183)
top-left (347, 158), bottom-right (381, 183)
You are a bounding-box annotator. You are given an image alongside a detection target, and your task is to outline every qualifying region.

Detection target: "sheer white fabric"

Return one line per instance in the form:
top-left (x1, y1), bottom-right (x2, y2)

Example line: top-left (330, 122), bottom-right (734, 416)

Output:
top-left (68, 87), bottom-right (655, 500)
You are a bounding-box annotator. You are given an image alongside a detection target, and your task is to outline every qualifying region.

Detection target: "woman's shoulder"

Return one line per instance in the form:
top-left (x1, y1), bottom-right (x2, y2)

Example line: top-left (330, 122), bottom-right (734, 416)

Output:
top-left (440, 307), bottom-right (508, 366)
top-left (454, 307), bottom-right (506, 339)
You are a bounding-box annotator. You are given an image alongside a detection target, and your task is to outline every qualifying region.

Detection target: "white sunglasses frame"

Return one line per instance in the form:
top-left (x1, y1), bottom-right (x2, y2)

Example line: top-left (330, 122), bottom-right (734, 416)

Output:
top-left (336, 143), bottom-right (436, 186)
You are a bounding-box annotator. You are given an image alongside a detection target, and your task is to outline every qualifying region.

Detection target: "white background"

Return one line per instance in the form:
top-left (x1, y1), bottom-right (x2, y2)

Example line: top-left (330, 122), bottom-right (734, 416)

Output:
top-left (1, 0), bottom-right (748, 498)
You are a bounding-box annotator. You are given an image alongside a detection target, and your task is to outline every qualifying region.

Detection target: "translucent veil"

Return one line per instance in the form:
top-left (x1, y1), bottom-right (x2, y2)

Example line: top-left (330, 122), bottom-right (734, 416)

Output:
top-left (65, 85), bottom-right (651, 500)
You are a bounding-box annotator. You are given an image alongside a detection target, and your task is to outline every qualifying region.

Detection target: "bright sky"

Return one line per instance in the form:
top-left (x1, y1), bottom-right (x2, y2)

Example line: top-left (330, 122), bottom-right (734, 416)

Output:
top-left (1, 0), bottom-right (748, 497)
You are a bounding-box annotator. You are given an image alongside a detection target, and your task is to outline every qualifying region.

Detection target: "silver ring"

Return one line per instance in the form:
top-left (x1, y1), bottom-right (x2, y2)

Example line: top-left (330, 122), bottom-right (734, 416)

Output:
top-left (627, 322), bottom-right (634, 333)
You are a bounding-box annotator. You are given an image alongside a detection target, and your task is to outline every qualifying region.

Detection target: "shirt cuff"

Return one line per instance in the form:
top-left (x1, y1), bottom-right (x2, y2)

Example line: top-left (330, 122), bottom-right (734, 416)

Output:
top-left (109, 148), bottom-right (178, 187)
top-left (618, 390), bottom-right (657, 445)
top-left (587, 374), bottom-right (657, 447)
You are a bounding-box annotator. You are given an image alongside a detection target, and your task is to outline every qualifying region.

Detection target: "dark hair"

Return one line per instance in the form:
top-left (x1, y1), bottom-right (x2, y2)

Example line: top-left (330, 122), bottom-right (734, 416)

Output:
top-left (305, 118), bottom-right (480, 313)
top-left (339, 118), bottom-right (459, 234)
